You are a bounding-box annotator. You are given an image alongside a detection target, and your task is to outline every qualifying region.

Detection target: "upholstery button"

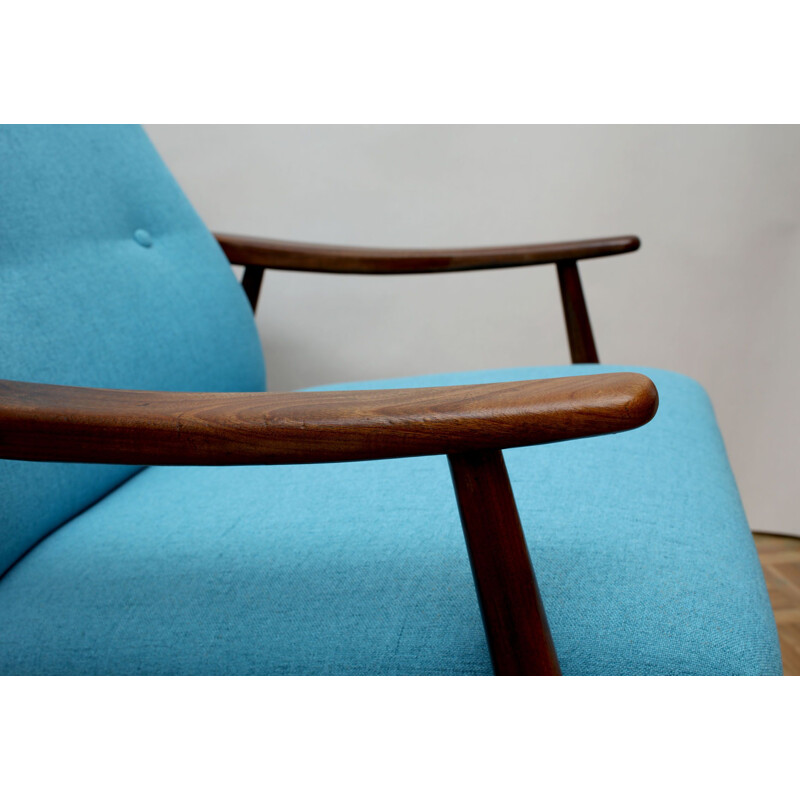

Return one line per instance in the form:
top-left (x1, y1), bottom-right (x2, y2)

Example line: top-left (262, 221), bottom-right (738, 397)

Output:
top-left (133, 229), bottom-right (153, 248)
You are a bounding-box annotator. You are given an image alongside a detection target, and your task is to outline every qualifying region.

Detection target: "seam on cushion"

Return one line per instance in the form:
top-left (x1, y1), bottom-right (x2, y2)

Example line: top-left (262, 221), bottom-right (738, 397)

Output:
top-left (0, 465), bottom-right (149, 582)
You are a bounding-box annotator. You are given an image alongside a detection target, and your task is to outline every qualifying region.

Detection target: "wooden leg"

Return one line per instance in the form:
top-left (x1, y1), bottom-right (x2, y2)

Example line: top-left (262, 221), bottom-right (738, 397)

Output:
top-left (448, 449), bottom-right (561, 676)
top-left (242, 265), bottom-right (265, 312)
top-left (556, 259), bottom-right (599, 364)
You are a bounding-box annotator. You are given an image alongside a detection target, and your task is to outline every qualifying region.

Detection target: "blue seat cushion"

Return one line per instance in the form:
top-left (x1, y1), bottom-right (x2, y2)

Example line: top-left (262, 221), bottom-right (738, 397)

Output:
top-left (0, 365), bottom-right (782, 675)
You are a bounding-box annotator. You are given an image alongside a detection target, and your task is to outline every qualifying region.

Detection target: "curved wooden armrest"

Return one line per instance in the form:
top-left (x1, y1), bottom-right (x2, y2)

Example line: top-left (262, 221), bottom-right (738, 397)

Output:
top-left (0, 373), bottom-right (657, 466)
top-left (215, 233), bottom-right (640, 275)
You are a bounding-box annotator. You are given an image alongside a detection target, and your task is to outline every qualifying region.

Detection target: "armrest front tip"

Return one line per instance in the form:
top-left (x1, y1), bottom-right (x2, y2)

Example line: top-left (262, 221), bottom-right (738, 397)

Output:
top-left (623, 235), bottom-right (641, 253)
top-left (624, 372), bottom-right (658, 426)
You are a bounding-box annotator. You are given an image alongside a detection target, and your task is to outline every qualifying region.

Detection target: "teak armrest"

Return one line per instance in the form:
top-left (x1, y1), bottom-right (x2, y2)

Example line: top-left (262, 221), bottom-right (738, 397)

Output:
top-left (0, 373), bottom-right (657, 466)
top-left (216, 232), bottom-right (638, 364)
top-left (0, 372), bottom-right (658, 676)
top-left (214, 233), bottom-right (640, 275)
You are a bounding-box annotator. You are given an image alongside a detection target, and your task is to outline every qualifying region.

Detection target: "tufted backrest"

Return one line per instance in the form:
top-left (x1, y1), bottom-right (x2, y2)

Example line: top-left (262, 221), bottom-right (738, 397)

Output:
top-left (0, 125), bottom-right (266, 575)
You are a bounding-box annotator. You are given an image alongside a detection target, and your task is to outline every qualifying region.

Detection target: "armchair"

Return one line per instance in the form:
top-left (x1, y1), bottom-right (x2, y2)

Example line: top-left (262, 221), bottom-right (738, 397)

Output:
top-left (0, 125), bottom-right (781, 675)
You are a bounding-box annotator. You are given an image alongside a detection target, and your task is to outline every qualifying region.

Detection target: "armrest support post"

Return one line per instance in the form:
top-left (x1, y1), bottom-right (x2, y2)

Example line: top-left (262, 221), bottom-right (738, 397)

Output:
top-left (557, 259), bottom-right (599, 364)
top-left (449, 449), bottom-right (561, 676)
top-left (242, 266), bottom-right (264, 312)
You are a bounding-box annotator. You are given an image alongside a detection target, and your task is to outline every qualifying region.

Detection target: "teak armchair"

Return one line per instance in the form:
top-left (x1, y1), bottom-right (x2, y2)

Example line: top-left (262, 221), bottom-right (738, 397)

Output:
top-left (0, 125), bottom-right (781, 675)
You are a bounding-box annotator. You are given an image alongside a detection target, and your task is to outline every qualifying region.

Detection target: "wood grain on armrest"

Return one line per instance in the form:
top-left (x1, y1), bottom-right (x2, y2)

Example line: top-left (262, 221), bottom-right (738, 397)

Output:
top-left (215, 233), bottom-right (640, 275)
top-left (0, 373), bottom-right (657, 466)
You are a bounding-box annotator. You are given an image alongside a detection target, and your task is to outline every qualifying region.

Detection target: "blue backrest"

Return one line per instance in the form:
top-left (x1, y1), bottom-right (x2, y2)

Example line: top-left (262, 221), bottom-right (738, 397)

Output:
top-left (0, 125), bottom-right (266, 575)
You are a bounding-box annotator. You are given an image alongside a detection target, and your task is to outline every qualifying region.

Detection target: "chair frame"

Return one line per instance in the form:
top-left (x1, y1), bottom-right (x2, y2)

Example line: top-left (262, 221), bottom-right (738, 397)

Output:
top-left (0, 234), bottom-right (653, 675)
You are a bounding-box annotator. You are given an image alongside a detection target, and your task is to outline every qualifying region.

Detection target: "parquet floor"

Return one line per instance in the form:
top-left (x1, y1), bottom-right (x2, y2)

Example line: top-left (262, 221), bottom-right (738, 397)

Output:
top-left (754, 532), bottom-right (800, 676)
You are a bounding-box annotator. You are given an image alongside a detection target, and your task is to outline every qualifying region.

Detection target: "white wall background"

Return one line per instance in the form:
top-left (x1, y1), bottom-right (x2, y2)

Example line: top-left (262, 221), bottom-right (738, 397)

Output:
top-left (146, 125), bottom-right (800, 535)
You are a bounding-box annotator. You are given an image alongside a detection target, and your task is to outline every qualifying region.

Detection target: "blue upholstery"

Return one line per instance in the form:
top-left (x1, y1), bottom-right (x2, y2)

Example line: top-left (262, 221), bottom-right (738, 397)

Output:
top-left (0, 125), bottom-right (781, 674)
top-left (0, 125), bottom-right (265, 576)
top-left (0, 365), bottom-right (782, 675)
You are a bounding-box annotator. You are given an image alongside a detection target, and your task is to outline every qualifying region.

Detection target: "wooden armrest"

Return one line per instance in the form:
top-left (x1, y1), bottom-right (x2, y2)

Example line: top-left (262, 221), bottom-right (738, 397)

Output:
top-left (215, 233), bottom-right (640, 275)
top-left (0, 373), bottom-right (657, 466)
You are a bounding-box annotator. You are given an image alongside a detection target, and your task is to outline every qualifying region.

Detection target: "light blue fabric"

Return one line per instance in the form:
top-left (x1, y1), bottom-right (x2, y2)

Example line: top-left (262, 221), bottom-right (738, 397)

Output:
top-left (0, 125), bottom-right (265, 575)
top-left (0, 365), bottom-right (781, 675)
